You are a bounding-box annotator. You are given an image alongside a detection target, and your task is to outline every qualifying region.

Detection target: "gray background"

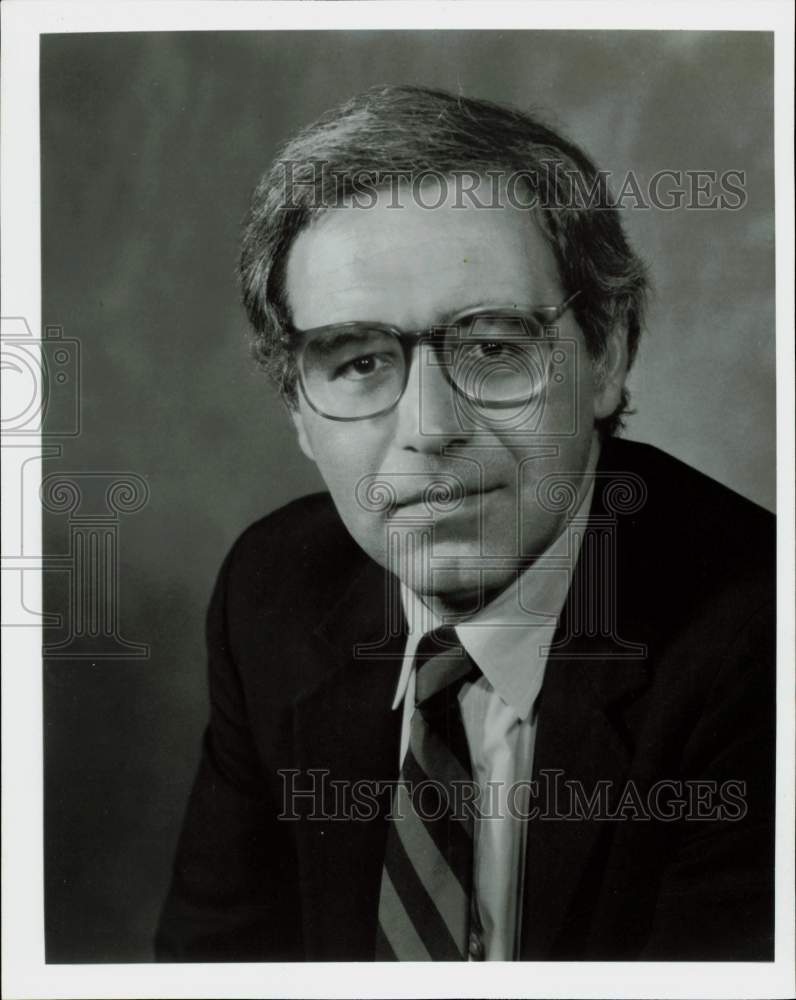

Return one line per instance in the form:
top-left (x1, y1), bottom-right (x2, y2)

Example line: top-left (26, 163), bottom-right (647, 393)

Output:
top-left (41, 30), bottom-right (774, 961)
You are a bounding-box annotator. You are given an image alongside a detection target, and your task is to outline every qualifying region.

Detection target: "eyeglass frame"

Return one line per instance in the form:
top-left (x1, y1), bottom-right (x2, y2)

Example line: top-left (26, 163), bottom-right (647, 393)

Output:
top-left (283, 289), bottom-right (581, 422)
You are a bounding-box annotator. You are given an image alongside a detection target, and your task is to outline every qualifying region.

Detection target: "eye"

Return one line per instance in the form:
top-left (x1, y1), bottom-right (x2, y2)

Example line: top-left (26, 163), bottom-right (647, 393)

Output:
top-left (477, 341), bottom-right (507, 356)
top-left (462, 341), bottom-right (526, 361)
top-left (336, 353), bottom-right (396, 381)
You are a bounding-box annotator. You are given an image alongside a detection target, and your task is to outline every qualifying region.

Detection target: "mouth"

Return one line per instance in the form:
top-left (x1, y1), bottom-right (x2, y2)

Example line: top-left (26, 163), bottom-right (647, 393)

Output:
top-left (391, 483), bottom-right (504, 514)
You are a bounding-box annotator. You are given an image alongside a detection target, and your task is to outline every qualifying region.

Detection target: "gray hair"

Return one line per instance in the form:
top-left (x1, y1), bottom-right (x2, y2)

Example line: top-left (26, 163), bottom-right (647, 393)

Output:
top-left (239, 84), bottom-right (649, 435)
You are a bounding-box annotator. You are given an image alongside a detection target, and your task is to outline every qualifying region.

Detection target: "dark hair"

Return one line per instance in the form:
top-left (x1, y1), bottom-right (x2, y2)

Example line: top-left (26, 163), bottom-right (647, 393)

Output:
top-left (239, 85), bottom-right (648, 435)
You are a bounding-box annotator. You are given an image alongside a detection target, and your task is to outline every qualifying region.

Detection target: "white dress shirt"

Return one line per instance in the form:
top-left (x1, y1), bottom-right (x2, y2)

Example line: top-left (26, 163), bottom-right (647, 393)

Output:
top-left (392, 473), bottom-right (595, 960)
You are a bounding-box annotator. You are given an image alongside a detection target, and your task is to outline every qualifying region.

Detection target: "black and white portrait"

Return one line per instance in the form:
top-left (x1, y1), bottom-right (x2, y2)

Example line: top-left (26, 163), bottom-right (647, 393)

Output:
top-left (2, 5), bottom-right (793, 999)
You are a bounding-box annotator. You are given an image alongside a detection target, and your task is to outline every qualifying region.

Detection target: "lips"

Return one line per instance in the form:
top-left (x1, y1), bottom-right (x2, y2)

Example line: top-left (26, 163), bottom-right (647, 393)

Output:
top-left (392, 483), bottom-right (503, 512)
top-left (395, 483), bottom-right (488, 507)
top-left (355, 472), bottom-right (504, 517)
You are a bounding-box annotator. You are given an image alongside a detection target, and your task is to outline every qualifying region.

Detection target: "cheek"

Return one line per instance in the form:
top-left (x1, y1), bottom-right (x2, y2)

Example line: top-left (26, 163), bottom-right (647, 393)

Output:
top-left (304, 421), bottom-right (400, 569)
top-left (497, 345), bottom-right (595, 451)
top-left (303, 417), bottom-right (390, 512)
top-left (499, 352), bottom-right (597, 532)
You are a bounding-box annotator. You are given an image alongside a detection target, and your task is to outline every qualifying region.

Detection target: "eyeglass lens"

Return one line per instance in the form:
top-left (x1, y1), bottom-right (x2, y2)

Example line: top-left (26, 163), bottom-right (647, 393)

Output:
top-left (299, 314), bottom-right (554, 419)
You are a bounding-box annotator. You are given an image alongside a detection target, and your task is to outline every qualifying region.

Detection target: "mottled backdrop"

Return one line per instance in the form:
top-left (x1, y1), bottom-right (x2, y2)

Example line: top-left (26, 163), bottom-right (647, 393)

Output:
top-left (41, 31), bottom-right (775, 961)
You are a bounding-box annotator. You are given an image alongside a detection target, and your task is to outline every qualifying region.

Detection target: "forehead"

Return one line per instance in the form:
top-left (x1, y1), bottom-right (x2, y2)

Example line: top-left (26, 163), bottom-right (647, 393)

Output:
top-left (284, 178), bottom-right (563, 331)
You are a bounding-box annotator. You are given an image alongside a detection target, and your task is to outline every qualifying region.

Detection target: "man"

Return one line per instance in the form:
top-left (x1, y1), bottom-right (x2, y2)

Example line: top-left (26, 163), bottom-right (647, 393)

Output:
top-left (156, 86), bottom-right (775, 962)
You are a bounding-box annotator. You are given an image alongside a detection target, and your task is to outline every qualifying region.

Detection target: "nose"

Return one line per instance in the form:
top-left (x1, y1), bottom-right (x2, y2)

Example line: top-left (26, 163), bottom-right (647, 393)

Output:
top-left (392, 343), bottom-right (470, 453)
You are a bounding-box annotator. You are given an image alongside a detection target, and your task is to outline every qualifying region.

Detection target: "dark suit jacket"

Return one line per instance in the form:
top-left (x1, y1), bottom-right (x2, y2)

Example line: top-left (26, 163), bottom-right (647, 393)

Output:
top-left (156, 438), bottom-right (775, 962)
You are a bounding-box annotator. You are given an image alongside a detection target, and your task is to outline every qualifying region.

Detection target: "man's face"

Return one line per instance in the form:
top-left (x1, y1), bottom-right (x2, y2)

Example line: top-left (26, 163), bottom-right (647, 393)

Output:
top-left (285, 180), bottom-right (627, 611)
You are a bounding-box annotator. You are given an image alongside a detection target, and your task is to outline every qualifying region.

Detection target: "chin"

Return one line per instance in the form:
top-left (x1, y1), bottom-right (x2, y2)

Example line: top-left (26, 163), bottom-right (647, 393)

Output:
top-left (405, 561), bottom-right (520, 616)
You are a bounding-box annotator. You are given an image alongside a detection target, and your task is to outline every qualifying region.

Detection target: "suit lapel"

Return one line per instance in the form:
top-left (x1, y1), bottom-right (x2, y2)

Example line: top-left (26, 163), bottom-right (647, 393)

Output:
top-left (290, 557), bottom-right (406, 959)
top-left (519, 643), bottom-right (649, 957)
top-left (520, 456), bottom-right (653, 958)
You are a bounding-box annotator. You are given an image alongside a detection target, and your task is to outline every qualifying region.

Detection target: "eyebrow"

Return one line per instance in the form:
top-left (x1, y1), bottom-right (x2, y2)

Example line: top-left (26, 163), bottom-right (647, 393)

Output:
top-left (307, 330), bottom-right (368, 354)
top-left (291, 301), bottom-right (550, 341)
top-left (304, 328), bottom-right (397, 356)
top-left (435, 302), bottom-right (532, 325)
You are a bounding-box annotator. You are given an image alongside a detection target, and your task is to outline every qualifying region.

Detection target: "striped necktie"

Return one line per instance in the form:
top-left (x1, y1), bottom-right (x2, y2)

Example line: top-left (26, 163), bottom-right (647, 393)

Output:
top-left (375, 626), bottom-right (478, 960)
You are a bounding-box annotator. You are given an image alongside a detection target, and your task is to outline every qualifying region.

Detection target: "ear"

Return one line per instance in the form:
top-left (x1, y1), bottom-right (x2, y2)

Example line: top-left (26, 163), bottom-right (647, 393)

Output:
top-left (592, 325), bottom-right (630, 421)
top-left (290, 407), bottom-right (316, 463)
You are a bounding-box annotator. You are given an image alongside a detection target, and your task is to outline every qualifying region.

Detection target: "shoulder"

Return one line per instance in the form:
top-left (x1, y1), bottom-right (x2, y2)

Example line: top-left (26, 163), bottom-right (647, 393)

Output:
top-left (601, 437), bottom-right (774, 576)
top-left (216, 492), bottom-right (369, 636)
top-left (598, 438), bottom-right (775, 664)
top-left (223, 489), bottom-right (363, 591)
top-left (227, 491), bottom-right (352, 565)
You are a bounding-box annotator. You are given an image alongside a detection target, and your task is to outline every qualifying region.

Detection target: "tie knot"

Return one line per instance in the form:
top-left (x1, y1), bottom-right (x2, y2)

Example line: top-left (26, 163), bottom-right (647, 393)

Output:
top-left (414, 626), bottom-right (475, 705)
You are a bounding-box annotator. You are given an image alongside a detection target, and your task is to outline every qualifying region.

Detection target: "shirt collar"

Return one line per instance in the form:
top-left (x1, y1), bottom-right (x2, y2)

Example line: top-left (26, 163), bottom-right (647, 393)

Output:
top-left (392, 441), bottom-right (598, 721)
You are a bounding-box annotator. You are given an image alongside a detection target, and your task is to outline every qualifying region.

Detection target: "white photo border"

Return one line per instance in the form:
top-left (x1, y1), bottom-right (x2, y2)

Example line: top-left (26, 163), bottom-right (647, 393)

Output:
top-left (1, 2), bottom-right (793, 998)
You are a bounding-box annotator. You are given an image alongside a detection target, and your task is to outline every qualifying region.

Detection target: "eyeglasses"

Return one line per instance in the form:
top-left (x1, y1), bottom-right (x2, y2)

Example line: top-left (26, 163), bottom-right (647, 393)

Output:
top-left (288, 291), bottom-right (580, 421)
